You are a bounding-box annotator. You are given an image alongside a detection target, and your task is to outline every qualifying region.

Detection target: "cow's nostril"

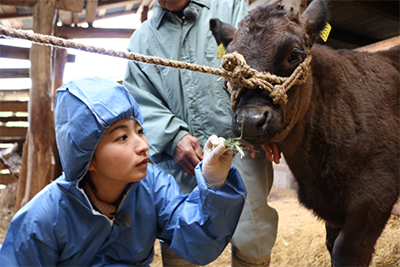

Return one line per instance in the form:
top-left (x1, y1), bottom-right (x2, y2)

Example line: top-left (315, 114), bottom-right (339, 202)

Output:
top-left (234, 113), bottom-right (244, 124)
top-left (256, 111), bottom-right (269, 128)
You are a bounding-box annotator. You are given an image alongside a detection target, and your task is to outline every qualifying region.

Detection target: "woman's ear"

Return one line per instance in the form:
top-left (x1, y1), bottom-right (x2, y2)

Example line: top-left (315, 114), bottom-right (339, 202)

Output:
top-left (88, 159), bottom-right (96, 171)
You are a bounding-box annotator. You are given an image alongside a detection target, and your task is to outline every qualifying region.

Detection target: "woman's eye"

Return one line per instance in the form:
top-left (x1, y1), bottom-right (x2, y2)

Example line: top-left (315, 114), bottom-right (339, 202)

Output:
top-left (138, 128), bottom-right (144, 135)
top-left (118, 135), bottom-right (128, 141)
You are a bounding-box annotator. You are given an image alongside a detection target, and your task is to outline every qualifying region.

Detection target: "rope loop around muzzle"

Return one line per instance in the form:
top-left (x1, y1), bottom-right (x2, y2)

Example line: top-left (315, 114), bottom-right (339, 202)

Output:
top-left (220, 51), bottom-right (312, 110)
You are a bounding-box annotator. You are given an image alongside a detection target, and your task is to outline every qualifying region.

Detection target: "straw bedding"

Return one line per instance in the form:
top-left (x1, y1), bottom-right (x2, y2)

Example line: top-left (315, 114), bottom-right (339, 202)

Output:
top-left (1, 186), bottom-right (399, 266)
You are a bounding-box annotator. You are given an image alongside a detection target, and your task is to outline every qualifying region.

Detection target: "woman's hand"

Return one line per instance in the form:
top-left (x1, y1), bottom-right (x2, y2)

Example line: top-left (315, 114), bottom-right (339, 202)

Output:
top-left (202, 135), bottom-right (233, 188)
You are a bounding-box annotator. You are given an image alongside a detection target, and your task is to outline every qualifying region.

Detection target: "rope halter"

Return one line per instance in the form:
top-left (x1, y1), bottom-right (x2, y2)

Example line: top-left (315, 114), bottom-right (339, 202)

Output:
top-left (220, 51), bottom-right (312, 110)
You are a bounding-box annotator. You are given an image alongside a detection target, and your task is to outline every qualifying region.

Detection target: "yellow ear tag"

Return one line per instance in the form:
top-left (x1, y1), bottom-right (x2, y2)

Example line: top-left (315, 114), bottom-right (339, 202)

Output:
top-left (217, 43), bottom-right (226, 59)
top-left (319, 22), bottom-right (332, 42)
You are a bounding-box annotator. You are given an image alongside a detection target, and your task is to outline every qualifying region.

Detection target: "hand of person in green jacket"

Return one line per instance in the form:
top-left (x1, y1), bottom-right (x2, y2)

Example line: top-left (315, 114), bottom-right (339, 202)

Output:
top-left (174, 134), bottom-right (204, 175)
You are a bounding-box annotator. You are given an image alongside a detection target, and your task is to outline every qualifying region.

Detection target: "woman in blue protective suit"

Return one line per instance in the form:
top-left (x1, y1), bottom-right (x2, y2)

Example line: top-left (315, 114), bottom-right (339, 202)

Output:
top-left (0, 77), bottom-right (247, 266)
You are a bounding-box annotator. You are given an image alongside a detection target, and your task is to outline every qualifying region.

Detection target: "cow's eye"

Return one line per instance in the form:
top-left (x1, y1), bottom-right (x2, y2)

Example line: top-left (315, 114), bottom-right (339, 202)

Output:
top-left (288, 49), bottom-right (304, 64)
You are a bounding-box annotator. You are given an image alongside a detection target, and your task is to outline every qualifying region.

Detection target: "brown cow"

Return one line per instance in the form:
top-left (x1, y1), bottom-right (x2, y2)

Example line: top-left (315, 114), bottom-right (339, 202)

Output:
top-left (210, 0), bottom-right (399, 266)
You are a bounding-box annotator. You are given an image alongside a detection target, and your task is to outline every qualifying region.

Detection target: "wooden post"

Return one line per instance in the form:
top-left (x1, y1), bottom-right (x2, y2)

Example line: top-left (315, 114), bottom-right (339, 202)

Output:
top-left (85, 0), bottom-right (98, 27)
top-left (51, 48), bottom-right (69, 180)
top-left (281, 0), bottom-right (301, 13)
top-left (52, 48), bottom-right (68, 99)
top-left (19, 0), bottom-right (57, 208)
top-left (299, 0), bottom-right (307, 14)
top-left (15, 141), bottom-right (28, 211)
top-left (141, 5), bottom-right (149, 23)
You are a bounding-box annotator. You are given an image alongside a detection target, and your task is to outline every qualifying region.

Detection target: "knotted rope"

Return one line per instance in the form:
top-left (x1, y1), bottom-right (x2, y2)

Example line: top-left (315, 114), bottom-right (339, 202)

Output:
top-left (221, 51), bottom-right (312, 110)
top-left (0, 25), bottom-right (311, 111)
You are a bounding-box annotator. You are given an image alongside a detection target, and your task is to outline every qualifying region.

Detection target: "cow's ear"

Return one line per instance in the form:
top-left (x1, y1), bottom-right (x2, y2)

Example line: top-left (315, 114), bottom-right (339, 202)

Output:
top-left (301, 0), bottom-right (328, 41)
top-left (210, 18), bottom-right (237, 48)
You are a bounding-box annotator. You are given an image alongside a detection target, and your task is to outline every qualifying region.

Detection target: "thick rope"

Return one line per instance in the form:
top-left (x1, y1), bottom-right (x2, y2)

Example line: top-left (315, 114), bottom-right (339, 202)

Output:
top-left (0, 25), bottom-right (312, 140)
top-left (0, 25), bottom-right (311, 109)
top-left (0, 25), bottom-right (226, 78)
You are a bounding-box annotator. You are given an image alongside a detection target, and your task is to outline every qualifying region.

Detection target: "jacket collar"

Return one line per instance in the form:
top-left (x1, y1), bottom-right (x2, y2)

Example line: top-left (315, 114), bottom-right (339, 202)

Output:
top-left (153, 0), bottom-right (211, 29)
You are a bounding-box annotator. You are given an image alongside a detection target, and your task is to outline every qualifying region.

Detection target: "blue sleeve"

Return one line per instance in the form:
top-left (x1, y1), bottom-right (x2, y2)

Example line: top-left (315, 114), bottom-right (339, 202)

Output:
top-left (152, 163), bottom-right (246, 266)
top-left (0, 193), bottom-right (59, 266)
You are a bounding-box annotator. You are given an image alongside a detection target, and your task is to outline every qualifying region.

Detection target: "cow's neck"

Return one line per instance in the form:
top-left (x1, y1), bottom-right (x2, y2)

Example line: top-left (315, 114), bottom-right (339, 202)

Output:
top-left (277, 44), bottom-right (340, 179)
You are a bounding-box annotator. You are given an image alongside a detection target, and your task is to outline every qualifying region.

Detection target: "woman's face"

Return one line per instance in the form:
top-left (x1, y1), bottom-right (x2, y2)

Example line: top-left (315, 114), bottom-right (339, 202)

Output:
top-left (158, 0), bottom-right (190, 12)
top-left (89, 119), bottom-right (149, 185)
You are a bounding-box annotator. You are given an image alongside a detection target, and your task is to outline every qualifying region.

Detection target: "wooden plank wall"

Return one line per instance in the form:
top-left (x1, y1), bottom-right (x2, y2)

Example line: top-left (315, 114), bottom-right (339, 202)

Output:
top-left (0, 44), bottom-right (75, 185)
top-left (0, 43), bottom-right (30, 185)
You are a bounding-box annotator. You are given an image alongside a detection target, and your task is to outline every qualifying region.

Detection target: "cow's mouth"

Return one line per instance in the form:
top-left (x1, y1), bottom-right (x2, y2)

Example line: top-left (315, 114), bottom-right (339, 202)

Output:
top-left (242, 136), bottom-right (271, 146)
top-left (231, 105), bottom-right (285, 145)
top-left (232, 123), bottom-right (278, 146)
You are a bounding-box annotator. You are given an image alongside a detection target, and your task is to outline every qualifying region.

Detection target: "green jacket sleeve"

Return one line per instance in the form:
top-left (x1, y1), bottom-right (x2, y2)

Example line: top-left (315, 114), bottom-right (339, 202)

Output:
top-left (123, 0), bottom-right (249, 165)
top-left (124, 43), bottom-right (189, 163)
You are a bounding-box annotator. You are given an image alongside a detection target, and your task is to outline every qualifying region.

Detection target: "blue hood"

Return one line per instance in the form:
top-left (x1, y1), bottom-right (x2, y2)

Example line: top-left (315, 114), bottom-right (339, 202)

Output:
top-left (54, 77), bottom-right (145, 181)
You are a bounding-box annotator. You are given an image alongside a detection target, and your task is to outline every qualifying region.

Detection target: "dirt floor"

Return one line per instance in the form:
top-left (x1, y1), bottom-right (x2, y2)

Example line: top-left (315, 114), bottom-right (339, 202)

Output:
top-left (1, 186), bottom-right (399, 266)
top-left (150, 186), bottom-right (400, 267)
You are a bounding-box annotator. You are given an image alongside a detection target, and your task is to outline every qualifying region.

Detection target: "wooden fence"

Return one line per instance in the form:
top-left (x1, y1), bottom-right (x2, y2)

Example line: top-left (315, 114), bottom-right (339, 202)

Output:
top-left (0, 43), bottom-right (75, 185)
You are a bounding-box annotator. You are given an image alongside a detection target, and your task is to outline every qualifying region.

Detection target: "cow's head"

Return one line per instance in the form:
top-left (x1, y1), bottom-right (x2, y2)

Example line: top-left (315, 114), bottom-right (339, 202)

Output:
top-left (210, 0), bottom-right (327, 145)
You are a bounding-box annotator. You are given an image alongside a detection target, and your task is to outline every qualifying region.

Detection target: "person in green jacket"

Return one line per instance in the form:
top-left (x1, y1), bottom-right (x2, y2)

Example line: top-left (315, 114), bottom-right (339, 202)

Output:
top-left (124, 0), bottom-right (279, 266)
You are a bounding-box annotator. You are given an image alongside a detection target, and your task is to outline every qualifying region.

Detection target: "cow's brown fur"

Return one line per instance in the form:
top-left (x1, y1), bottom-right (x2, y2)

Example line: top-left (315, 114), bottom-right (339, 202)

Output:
top-left (210, 0), bottom-right (399, 266)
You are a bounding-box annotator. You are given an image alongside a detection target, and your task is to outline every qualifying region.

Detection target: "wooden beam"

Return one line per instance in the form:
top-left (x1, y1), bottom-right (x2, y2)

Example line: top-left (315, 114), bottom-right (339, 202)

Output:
top-left (355, 35), bottom-right (400, 52)
top-left (0, 89), bottom-right (30, 101)
top-left (136, 0), bottom-right (150, 22)
top-left (0, 1), bottom-right (82, 15)
top-left (351, 1), bottom-right (399, 22)
top-left (0, 89), bottom-right (30, 94)
top-left (0, 68), bottom-right (30, 79)
top-left (0, 136), bottom-right (25, 144)
top-left (0, 173), bottom-right (17, 185)
top-left (0, 13), bottom-right (32, 20)
top-left (97, 0), bottom-right (141, 10)
top-left (0, 100), bottom-right (28, 112)
top-left (56, 25), bottom-right (134, 39)
top-left (0, 88), bottom-right (29, 95)
top-left (67, 53), bottom-right (75, 62)
top-left (249, 0), bottom-right (280, 10)
top-left (0, 126), bottom-right (27, 137)
top-left (0, 116), bottom-right (28, 123)
top-left (52, 48), bottom-right (67, 102)
top-left (78, 9), bottom-right (138, 24)
top-left (281, 0), bottom-right (300, 13)
top-left (0, 44), bottom-right (29, 59)
top-left (85, 0), bottom-right (98, 26)
top-left (329, 28), bottom-right (379, 48)
top-left (0, 45), bottom-right (75, 61)
top-left (58, 10), bottom-right (74, 25)
top-left (141, 5), bottom-right (149, 23)
top-left (0, 0), bottom-right (36, 7)
top-left (56, 0), bottom-right (84, 13)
